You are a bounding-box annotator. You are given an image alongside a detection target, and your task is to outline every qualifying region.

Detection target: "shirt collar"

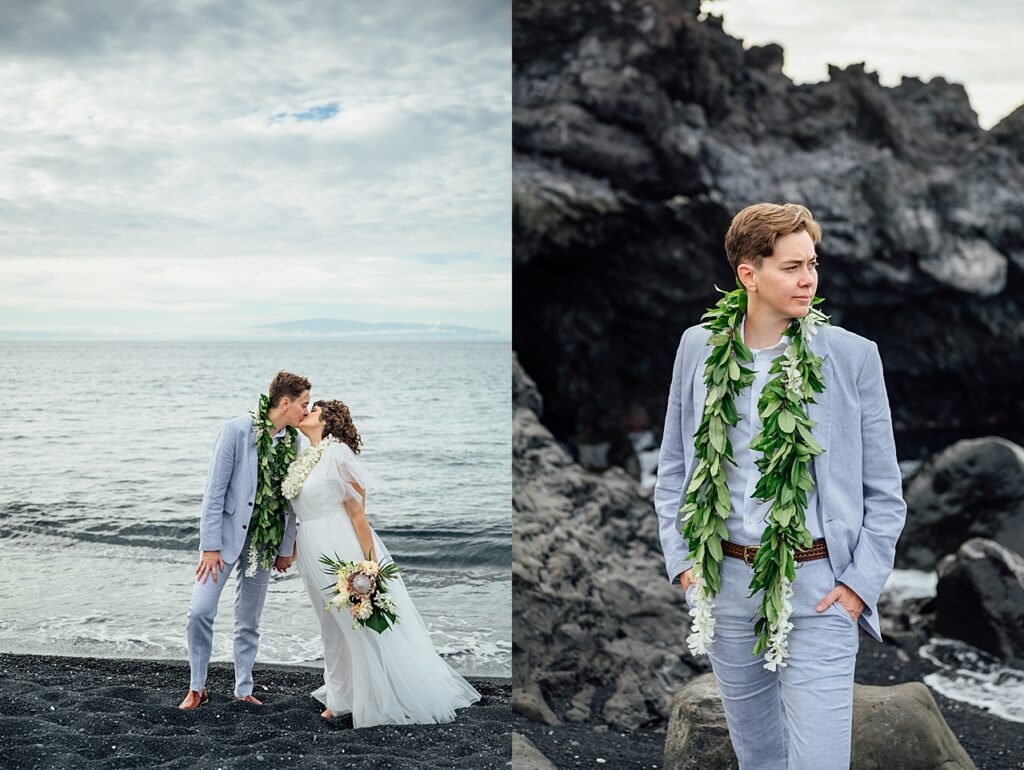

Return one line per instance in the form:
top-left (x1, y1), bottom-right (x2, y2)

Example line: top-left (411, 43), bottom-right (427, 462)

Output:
top-left (741, 314), bottom-right (788, 353)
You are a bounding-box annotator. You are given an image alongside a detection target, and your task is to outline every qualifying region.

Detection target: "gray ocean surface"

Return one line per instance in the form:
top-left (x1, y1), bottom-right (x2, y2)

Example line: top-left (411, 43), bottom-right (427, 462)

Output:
top-left (0, 341), bottom-right (511, 677)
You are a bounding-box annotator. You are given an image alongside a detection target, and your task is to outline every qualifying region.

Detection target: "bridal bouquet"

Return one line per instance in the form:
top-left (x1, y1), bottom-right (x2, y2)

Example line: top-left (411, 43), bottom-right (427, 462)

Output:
top-left (319, 552), bottom-right (400, 633)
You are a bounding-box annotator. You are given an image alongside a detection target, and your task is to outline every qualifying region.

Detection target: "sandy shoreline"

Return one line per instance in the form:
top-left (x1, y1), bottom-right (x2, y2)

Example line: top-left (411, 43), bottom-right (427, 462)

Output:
top-left (0, 653), bottom-right (511, 770)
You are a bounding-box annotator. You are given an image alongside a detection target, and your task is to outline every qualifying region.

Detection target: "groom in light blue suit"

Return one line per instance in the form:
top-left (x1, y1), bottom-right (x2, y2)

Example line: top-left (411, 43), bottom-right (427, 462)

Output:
top-left (655, 204), bottom-right (907, 769)
top-left (179, 372), bottom-right (311, 710)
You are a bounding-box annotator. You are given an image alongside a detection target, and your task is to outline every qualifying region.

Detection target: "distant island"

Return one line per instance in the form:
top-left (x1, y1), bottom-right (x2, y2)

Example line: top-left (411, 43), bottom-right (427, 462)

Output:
top-left (251, 318), bottom-right (506, 340)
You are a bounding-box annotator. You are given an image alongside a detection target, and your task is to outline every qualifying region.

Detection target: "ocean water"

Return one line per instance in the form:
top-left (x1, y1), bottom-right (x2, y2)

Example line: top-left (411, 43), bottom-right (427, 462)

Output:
top-left (0, 341), bottom-right (511, 678)
top-left (885, 570), bottom-right (1024, 724)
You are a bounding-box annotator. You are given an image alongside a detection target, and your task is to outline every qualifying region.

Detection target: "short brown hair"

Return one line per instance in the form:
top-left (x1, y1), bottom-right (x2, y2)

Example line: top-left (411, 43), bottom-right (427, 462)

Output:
top-left (268, 371), bottom-right (310, 408)
top-left (724, 203), bottom-right (822, 274)
top-left (315, 399), bottom-right (362, 454)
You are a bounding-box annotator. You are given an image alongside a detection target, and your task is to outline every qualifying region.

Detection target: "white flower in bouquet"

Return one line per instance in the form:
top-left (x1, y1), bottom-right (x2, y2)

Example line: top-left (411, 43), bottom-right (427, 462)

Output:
top-left (357, 560), bottom-right (380, 576)
top-left (348, 571), bottom-right (375, 596)
top-left (349, 599), bottom-right (374, 620)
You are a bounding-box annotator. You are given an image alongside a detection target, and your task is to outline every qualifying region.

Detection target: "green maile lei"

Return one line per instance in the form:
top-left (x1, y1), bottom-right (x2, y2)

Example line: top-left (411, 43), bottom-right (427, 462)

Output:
top-left (681, 280), bottom-right (830, 670)
top-left (245, 394), bottom-right (299, 577)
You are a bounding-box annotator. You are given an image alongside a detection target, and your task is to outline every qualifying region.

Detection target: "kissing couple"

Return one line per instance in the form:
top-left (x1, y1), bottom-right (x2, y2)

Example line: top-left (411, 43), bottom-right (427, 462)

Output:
top-left (178, 371), bottom-right (480, 727)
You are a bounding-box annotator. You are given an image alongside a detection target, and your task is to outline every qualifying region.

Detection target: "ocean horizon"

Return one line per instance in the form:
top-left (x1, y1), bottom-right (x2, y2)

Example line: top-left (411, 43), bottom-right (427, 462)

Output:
top-left (0, 340), bottom-right (511, 677)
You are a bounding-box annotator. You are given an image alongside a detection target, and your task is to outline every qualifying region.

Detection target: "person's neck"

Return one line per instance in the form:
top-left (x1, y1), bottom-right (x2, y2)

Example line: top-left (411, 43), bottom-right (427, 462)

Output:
top-left (266, 406), bottom-right (289, 435)
top-left (742, 300), bottom-right (791, 350)
top-left (299, 426), bottom-right (324, 446)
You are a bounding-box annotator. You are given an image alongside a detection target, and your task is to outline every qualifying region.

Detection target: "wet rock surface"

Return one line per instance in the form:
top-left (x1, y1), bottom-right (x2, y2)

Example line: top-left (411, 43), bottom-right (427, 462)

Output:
top-left (899, 438), bottom-right (1024, 570)
top-left (935, 538), bottom-right (1024, 665)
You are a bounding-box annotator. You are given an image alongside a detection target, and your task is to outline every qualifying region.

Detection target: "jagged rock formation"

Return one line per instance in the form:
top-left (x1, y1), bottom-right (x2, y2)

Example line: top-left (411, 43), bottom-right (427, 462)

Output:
top-left (513, 0), bottom-right (1024, 468)
top-left (513, 354), bottom-right (709, 730)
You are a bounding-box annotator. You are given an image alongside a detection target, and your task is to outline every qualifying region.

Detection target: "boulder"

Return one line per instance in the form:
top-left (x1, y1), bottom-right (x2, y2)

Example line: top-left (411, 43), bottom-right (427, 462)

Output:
top-left (512, 733), bottom-right (558, 770)
top-left (664, 675), bottom-right (976, 769)
top-left (663, 675), bottom-right (738, 770)
top-left (899, 438), bottom-right (1024, 570)
top-left (934, 538), bottom-right (1024, 664)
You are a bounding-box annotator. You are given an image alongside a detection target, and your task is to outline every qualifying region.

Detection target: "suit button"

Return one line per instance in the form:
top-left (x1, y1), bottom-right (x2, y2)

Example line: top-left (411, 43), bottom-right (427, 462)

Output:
top-left (242, 525), bottom-right (247, 530)
top-left (248, 502), bottom-right (253, 507)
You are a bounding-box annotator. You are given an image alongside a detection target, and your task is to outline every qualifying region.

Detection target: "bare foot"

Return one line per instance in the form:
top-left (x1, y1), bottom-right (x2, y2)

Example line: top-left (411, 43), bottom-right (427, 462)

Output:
top-left (234, 694), bottom-right (264, 705)
top-left (320, 708), bottom-right (335, 718)
top-left (178, 689), bottom-right (209, 710)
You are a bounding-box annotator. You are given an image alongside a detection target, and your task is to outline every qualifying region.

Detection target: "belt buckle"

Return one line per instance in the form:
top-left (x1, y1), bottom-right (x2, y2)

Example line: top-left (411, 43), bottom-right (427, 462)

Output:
top-left (743, 546), bottom-right (756, 566)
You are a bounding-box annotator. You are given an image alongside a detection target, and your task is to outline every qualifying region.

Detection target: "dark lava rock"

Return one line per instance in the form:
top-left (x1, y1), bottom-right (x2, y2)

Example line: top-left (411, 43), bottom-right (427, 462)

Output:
top-left (513, 356), bottom-right (707, 731)
top-left (513, 0), bottom-right (1024, 466)
top-left (934, 538), bottom-right (1024, 665)
top-left (899, 437), bottom-right (1024, 570)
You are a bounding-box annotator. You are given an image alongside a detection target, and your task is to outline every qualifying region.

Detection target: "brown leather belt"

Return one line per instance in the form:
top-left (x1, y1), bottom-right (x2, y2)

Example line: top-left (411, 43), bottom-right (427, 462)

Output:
top-left (722, 538), bottom-right (829, 566)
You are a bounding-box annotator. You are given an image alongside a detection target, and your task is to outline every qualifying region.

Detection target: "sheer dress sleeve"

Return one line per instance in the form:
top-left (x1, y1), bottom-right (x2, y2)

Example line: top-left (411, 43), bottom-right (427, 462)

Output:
top-left (331, 442), bottom-right (370, 506)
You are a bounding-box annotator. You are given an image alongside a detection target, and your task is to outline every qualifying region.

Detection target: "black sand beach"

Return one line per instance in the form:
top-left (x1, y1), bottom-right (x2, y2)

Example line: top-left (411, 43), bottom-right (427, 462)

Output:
top-left (0, 653), bottom-right (510, 770)
top-left (513, 635), bottom-right (1023, 769)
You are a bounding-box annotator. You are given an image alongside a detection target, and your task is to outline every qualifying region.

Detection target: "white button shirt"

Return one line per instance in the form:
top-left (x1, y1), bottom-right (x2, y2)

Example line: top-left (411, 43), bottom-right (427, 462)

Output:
top-left (722, 315), bottom-right (823, 547)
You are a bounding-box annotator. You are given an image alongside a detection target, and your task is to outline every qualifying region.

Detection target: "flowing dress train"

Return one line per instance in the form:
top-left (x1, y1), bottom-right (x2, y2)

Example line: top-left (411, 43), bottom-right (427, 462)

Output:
top-left (290, 441), bottom-right (481, 727)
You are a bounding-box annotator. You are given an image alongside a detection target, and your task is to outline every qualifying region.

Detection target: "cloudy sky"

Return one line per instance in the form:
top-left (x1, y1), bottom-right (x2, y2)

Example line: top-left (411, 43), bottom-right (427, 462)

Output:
top-left (0, 0), bottom-right (510, 338)
top-left (703, 0), bottom-right (1024, 129)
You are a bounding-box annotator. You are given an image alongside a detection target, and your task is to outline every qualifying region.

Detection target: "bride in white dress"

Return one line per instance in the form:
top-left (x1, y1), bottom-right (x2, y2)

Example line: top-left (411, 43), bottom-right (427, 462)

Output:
top-left (285, 399), bottom-right (481, 727)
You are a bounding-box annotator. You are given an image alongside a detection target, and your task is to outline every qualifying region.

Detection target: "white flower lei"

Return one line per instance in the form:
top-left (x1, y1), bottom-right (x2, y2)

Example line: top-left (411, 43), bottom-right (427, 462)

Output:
top-left (282, 435), bottom-right (341, 500)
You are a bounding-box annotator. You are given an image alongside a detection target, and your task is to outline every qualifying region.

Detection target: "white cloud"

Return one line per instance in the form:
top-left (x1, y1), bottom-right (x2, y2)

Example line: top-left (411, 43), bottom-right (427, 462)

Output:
top-left (0, 0), bottom-right (511, 335)
top-left (0, 254), bottom-right (510, 336)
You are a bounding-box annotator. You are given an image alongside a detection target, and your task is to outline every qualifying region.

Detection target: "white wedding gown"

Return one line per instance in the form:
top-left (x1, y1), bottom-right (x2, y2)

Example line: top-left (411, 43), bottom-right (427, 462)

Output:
top-left (290, 440), bottom-right (481, 727)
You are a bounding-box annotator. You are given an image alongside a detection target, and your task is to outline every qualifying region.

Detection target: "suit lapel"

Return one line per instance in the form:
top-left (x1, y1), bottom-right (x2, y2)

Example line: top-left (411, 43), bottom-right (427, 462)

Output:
top-left (249, 423), bottom-right (258, 491)
top-left (690, 339), bottom-right (712, 428)
top-left (806, 328), bottom-right (832, 506)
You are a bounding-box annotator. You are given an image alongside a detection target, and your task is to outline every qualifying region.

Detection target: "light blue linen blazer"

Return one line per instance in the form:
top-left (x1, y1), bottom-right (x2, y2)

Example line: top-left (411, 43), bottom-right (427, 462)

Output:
top-left (653, 323), bottom-right (908, 642)
top-left (197, 415), bottom-right (299, 565)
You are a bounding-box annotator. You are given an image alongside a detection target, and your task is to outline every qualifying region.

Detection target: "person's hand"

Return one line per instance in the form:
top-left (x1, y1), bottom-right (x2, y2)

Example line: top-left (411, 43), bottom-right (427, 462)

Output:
top-left (196, 551), bottom-right (225, 584)
top-left (816, 582), bottom-right (865, 622)
top-left (274, 555), bottom-right (295, 573)
top-left (678, 568), bottom-right (693, 592)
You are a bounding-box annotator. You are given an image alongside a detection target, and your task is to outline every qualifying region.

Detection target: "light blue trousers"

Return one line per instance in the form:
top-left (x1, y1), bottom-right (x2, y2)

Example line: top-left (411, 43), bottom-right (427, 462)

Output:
top-left (687, 556), bottom-right (859, 770)
top-left (185, 533), bottom-right (272, 697)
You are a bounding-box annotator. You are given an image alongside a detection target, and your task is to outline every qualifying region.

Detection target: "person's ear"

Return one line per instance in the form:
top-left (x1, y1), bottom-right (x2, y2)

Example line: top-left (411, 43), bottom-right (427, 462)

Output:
top-left (737, 263), bottom-right (757, 293)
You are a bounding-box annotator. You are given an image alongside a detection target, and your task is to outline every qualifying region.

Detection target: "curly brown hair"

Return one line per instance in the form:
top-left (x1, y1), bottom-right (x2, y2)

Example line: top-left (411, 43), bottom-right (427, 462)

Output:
top-left (315, 399), bottom-right (362, 454)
